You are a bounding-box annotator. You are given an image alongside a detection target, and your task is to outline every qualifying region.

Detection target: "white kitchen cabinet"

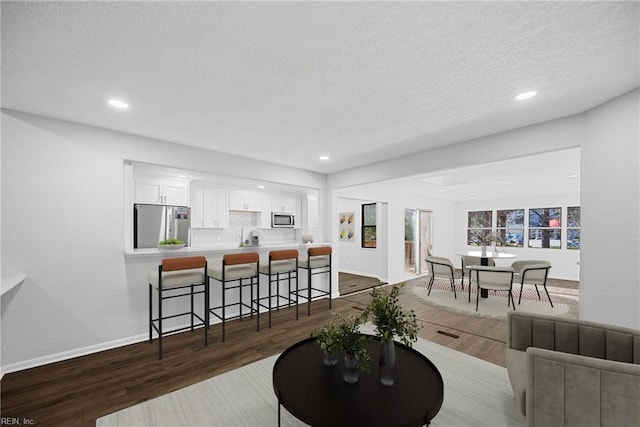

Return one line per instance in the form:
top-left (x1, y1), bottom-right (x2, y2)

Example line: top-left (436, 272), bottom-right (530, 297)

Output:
top-left (271, 194), bottom-right (297, 213)
top-left (258, 193), bottom-right (273, 228)
top-left (271, 194), bottom-right (302, 228)
top-left (191, 185), bottom-right (228, 228)
top-left (229, 191), bottom-right (263, 212)
top-left (135, 177), bottom-right (189, 206)
top-left (293, 197), bottom-right (302, 229)
top-left (307, 193), bottom-right (319, 229)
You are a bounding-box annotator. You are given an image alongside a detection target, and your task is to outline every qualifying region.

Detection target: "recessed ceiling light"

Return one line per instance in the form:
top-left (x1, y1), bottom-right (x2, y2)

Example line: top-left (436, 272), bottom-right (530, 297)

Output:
top-left (514, 91), bottom-right (537, 101)
top-left (567, 174), bottom-right (578, 178)
top-left (469, 196), bottom-right (476, 200)
top-left (319, 156), bottom-right (330, 161)
top-left (436, 189), bottom-right (445, 193)
top-left (258, 185), bottom-right (265, 189)
top-left (108, 99), bottom-right (130, 109)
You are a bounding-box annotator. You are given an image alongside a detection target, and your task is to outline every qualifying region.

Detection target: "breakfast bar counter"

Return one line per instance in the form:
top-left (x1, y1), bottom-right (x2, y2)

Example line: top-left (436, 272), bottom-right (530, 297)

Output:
top-left (124, 241), bottom-right (334, 332)
top-left (124, 242), bottom-right (331, 259)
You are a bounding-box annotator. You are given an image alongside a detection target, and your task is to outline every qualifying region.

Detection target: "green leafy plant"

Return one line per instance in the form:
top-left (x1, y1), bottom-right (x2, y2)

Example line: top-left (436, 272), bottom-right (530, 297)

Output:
top-left (159, 238), bottom-right (185, 245)
top-left (313, 318), bottom-right (341, 357)
top-left (316, 313), bottom-right (371, 373)
top-left (362, 284), bottom-right (421, 347)
top-left (335, 313), bottom-right (371, 374)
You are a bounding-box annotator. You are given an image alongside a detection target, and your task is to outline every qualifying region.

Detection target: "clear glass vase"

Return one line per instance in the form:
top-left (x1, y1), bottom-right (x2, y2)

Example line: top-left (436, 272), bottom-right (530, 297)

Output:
top-left (342, 354), bottom-right (359, 384)
top-left (379, 339), bottom-right (396, 386)
top-left (323, 350), bottom-right (338, 367)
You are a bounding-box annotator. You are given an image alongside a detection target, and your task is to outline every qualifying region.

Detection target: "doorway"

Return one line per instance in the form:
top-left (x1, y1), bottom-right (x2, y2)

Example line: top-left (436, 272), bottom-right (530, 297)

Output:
top-left (404, 209), bottom-right (433, 277)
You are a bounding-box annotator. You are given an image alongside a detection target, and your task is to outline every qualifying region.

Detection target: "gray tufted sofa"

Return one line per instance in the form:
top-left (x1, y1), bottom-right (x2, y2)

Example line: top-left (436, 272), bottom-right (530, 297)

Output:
top-left (506, 311), bottom-right (640, 427)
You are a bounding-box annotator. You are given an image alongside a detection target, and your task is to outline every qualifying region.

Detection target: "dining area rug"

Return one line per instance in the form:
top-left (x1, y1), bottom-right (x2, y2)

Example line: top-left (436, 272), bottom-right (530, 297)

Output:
top-left (409, 276), bottom-right (578, 320)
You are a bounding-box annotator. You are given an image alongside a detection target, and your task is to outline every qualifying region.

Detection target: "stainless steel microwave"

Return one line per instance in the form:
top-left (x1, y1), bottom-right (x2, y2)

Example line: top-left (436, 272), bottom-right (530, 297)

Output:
top-left (272, 212), bottom-right (295, 228)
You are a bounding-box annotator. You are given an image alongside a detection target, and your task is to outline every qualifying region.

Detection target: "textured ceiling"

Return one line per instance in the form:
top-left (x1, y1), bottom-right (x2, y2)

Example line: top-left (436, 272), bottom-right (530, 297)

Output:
top-left (2, 1), bottom-right (639, 177)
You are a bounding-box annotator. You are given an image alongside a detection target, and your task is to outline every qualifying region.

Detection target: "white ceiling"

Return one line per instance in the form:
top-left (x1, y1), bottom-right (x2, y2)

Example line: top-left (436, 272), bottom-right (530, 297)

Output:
top-left (1, 2), bottom-right (637, 199)
top-left (369, 148), bottom-right (581, 202)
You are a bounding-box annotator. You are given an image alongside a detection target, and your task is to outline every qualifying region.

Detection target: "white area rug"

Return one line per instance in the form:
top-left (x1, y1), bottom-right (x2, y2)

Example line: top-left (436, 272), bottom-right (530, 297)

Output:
top-left (412, 285), bottom-right (575, 320)
top-left (98, 328), bottom-right (523, 426)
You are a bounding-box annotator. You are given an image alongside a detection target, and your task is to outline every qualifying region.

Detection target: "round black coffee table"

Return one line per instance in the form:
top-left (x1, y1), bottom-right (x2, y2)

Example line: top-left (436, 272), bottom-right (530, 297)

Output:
top-left (272, 335), bottom-right (444, 427)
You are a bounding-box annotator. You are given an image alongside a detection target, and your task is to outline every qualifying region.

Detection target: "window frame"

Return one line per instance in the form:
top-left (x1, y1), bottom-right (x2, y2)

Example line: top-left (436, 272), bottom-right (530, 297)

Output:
top-left (361, 203), bottom-right (377, 249)
top-left (528, 207), bottom-right (562, 249)
top-left (567, 206), bottom-right (581, 250)
top-left (496, 209), bottom-right (525, 247)
top-left (467, 210), bottom-right (493, 246)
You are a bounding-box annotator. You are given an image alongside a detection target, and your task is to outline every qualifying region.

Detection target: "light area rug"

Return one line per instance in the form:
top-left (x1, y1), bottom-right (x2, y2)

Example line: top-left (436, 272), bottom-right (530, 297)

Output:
top-left (412, 285), bottom-right (577, 320)
top-left (98, 327), bottom-right (523, 427)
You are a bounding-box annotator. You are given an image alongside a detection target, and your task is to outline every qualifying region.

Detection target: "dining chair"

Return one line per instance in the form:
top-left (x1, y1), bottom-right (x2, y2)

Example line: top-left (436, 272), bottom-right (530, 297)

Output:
top-left (425, 256), bottom-right (457, 299)
top-left (470, 265), bottom-right (515, 311)
top-left (460, 255), bottom-right (495, 292)
top-left (510, 260), bottom-right (553, 306)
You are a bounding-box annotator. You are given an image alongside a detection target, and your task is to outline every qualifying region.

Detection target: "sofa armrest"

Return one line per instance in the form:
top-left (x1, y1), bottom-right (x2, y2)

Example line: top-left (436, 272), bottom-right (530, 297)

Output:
top-left (525, 347), bottom-right (640, 427)
top-left (506, 348), bottom-right (527, 416)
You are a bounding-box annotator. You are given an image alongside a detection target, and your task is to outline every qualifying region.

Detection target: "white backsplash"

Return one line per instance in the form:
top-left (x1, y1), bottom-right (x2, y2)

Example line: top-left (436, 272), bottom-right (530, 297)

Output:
top-left (191, 211), bottom-right (298, 246)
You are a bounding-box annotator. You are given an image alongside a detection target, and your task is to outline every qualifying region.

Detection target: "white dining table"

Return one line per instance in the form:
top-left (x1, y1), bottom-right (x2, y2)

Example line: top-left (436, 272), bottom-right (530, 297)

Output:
top-left (458, 250), bottom-right (517, 262)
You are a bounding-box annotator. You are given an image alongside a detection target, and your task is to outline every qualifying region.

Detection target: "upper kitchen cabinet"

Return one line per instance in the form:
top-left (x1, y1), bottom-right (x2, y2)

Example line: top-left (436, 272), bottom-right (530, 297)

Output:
top-left (135, 177), bottom-right (190, 206)
top-left (272, 194), bottom-right (297, 213)
top-left (191, 185), bottom-right (229, 228)
top-left (272, 194), bottom-right (302, 229)
top-left (229, 191), bottom-right (263, 212)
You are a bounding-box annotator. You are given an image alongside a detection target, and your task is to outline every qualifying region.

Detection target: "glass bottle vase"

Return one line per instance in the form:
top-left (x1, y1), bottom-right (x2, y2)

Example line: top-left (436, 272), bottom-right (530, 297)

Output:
top-left (379, 339), bottom-right (396, 387)
top-left (342, 354), bottom-right (359, 384)
top-left (323, 349), bottom-right (338, 367)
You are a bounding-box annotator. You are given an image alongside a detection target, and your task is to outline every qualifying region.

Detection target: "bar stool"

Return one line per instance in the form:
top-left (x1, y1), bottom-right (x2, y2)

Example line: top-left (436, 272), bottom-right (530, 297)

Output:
top-left (293, 246), bottom-right (332, 319)
top-left (255, 249), bottom-right (298, 329)
top-left (148, 256), bottom-right (208, 360)
top-left (207, 252), bottom-right (259, 342)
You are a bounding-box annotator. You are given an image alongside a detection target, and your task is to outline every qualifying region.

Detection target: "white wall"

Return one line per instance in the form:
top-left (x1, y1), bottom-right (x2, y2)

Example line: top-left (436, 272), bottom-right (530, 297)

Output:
top-left (336, 197), bottom-right (389, 281)
top-left (335, 183), bottom-right (456, 285)
top-left (329, 90), bottom-right (639, 329)
top-left (581, 89), bottom-right (640, 329)
top-left (0, 110), bottom-right (326, 372)
top-left (455, 193), bottom-right (581, 279)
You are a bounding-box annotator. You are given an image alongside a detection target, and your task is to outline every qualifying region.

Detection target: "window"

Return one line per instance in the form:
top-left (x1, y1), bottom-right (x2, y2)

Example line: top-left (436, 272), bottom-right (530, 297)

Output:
top-left (467, 210), bottom-right (492, 245)
top-left (567, 206), bottom-right (581, 250)
top-left (529, 207), bottom-right (561, 249)
top-left (497, 209), bottom-right (524, 247)
top-left (362, 203), bottom-right (377, 248)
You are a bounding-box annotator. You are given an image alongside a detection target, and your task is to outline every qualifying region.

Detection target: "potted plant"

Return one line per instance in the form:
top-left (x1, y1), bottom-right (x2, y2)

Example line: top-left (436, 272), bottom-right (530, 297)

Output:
top-left (313, 318), bottom-right (341, 366)
top-left (335, 313), bottom-right (371, 383)
top-left (362, 284), bottom-right (422, 386)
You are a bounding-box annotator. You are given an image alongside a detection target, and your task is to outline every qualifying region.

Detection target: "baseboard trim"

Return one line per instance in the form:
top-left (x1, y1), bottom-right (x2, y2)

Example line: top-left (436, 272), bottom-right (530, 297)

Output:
top-left (1, 333), bottom-right (149, 375)
top-left (338, 269), bottom-right (381, 281)
top-left (0, 299), bottom-right (338, 375)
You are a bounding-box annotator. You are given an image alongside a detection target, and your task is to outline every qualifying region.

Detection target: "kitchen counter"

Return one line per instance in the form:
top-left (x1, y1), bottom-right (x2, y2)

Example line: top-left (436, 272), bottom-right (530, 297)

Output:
top-left (124, 241), bottom-right (335, 324)
top-left (124, 242), bottom-right (330, 259)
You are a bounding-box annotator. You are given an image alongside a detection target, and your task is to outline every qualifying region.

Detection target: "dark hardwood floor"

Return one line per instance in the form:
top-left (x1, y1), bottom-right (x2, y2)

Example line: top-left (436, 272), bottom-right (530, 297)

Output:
top-left (1, 280), bottom-right (510, 426)
top-left (338, 271), bottom-right (382, 295)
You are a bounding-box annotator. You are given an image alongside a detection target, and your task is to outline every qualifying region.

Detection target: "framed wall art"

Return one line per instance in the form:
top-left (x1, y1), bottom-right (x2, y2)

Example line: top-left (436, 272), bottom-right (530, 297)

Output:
top-left (339, 212), bottom-right (355, 242)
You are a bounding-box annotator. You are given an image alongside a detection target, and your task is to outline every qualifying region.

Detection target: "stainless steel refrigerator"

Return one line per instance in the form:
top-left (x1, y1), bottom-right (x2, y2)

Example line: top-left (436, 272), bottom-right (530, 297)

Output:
top-left (134, 204), bottom-right (191, 249)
